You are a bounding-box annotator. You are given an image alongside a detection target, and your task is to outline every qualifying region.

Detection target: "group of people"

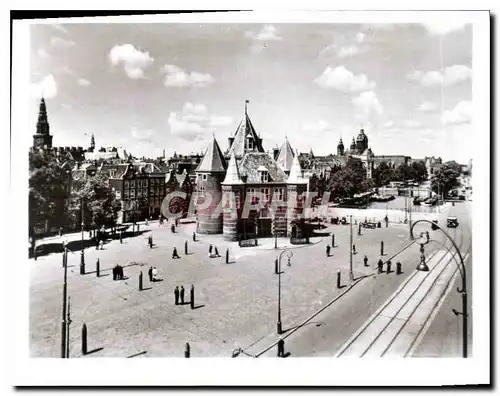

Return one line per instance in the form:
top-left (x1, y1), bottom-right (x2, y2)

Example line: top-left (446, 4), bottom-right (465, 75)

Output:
top-left (174, 285), bottom-right (195, 308)
top-left (147, 266), bottom-right (159, 282)
top-left (113, 264), bottom-right (125, 280)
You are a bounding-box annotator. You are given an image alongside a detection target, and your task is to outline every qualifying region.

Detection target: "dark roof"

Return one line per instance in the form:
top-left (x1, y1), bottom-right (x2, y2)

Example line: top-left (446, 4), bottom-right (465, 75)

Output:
top-left (197, 138), bottom-right (227, 173)
top-left (238, 153), bottom-right (288, 184)
top-left (99, 163), bottom-right (130, 178)
top-left (226, 114), bottom-right (265, 158)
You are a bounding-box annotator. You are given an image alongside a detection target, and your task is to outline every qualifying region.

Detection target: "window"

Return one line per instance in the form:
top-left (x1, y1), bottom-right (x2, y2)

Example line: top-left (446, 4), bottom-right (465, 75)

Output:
top-left (261, 188), bottom-right (270, 203)
top-left (116, 191), bottom-right (121, 199)
top-left (198, 185), bottom-right (206, 197)
top-left (110, 170), bottom-right (115, 178)
top-left (275, 188), bottom-right (284, 201)
top-left (130, 180), bottom-right (136, 188)
top-left (124, 190), bottom-right (129, 199)
top-left (260, 171), bottom-right (269, 183)
top-left (130, 189), bottom-right (135, 199)
top-left (150, 185), bottom-right (155, 194)
top-left (124, 180), bottom-right (129, 189)
top-left (202, 174), bottom-right (208, 181)
top-left (246, 137), bottom-right (254, 150)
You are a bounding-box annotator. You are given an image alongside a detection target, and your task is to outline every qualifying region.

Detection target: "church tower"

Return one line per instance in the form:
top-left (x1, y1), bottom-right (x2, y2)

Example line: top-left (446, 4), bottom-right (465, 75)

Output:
top-left (226, 101), bottom-right (265, 160)
top-left (89, 134), bottom-right (95, 152)
top-left (32, 97), bottom-right (53, 151)
top-left (195, 137), bottom-right (227, 234)
top-left (337, 138), bottom-right (345, 155)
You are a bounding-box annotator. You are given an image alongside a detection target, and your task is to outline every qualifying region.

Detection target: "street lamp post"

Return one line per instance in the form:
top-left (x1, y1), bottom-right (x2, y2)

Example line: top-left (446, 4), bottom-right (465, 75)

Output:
top-left (410, 220), bottom-right (468, 358)
top-left (61, 246), bottom-right (68, 358)
top-left (80, 198), bottom-right (85, 271)
top-left (277, 249), bottom-right (293, 334)
top-left (349, 215), bottom-right (353, 283)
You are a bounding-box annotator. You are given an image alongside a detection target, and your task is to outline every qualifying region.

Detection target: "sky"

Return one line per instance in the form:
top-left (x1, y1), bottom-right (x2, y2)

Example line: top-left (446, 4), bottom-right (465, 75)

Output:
top-left (29, 20), bottom-right (472, 163)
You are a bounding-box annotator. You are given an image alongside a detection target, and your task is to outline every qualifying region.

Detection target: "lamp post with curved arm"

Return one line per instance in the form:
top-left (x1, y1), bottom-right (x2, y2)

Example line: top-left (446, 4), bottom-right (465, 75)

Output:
top-left (410, 219), bottom-right (468, 358)
top-left (277, 249), bottom-right (293, 334)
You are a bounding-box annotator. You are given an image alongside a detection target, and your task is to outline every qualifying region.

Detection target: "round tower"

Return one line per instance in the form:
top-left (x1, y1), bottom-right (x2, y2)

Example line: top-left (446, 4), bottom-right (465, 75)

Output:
top-left (221, 152), bottom-right (244, 241)
top-left (195, 138), bottom-right (227, 234)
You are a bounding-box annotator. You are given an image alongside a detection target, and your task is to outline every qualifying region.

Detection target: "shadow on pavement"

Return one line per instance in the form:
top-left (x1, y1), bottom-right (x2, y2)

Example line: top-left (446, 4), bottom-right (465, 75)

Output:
top-left (85, 347), bottom-right (104, 356)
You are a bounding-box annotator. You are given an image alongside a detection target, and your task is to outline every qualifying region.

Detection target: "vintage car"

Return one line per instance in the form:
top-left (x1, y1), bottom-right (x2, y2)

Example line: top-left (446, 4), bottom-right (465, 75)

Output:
top-left (447, 217), bottom-right (459, 228)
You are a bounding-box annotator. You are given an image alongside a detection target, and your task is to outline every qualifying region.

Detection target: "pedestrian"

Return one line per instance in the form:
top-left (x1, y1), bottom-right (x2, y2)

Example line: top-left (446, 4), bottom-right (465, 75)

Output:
top-left (180, 286), bottom-right (185, 305)
top-left (145, 218), bottom-right (149, 226)
top-left (352, 244), bottom-right (356, 254)
top-left (172, 247), bottom-right (180, 259)
top-left (192, 232), bottom-right (196, 242)
top-left (149, 236), bottom-right (153, 249)
top-left (112, 266), bottom-right (117, 281)
top-left (277, 337), bottom-right (285, 357)
top-left (119, 265), bottom-right (124, 280)
top-left (326, 245), bottom-right (331, 257)
top-left (209, 244), bottom-right (213, 256)
top-left (190, 285), bottom-right (195, 309)
top-left (152, 266), bottom-right (158, 281)
top-left (171, 224), bottom-right (175, 233)
top-left (96, 239), bottom-right (99, 250)
top-left (100, 240), bottom-right (104, 250)
top-left (377, 259), bottom-right (384, 274)
top-left (174, 286), bottom-right (179, 305)
top-left (59, 227), bottom-right (62, 237)
top-left (363, 255), bottom-right (368, 267)
top-left (386, 260), bottom-right (392, 274)
top-left (148, 266), bottom-right (153, 282)
top-left (214, 246), bottom-right (219, 257)
top-left (396, 261), bottom-right (402, 275)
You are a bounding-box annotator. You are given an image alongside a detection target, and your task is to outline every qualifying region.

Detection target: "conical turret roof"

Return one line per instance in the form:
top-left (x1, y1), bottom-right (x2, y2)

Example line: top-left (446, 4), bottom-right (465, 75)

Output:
top-left (36, 97), bottom-right (50, 135)
top-left (196, 137), bottom-right (227, 173)
top-left (227, 112), bottom-right (264, 159)
top-left (222, 151), bottom-right (243, 185)
top-left (287, 150), bottom-right (306, 184)
top-left (276, 137), bottom-right (294, 172)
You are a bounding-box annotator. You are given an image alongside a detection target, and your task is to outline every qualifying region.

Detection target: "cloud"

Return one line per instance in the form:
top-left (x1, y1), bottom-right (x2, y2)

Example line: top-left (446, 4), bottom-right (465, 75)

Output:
top-left (441, 101), bottom-right (472, 126)
top-left (245, 25), bottom-right (282, 41)
top-left (383, 120), bottom-right (394, 128)
top-left (407, 65), bottom-right (471, 87)
top-left (423, 22), bottom-right (467, 35)
top-left (109, 44), bottom-right (154, 79)
top-left (59, 66), bottom-right (76, 76)
top-left (50, 37), bottom-right (75, 48)
top-left (161, 64), bottom-right (214, 88)
top-left (51, 24), bottom-right (69, 34)
top-left (61, 103), bottom-right (72, 109)
top-left (77, 78), bottom-right (91, 86)
top-left (131, 128), bottom-right (154, 142)
top-left (301, 120), bottom-right (332, 133)
top-left (352, 91), bottom-right (383, 116)
top-left (36, 48), bottom-right (50, 58)
top-left (337, 45), bottom-right (360, 58)
top-left (31, 74), bottom-right (57, 99)
top-left (314, 66), bottom-right (375, 92)
top-left (417, 101), bottom-right (438, 112)
top-left (168, 103), bottom-right (233, 141)
top-left (401, 120), bottom-right (423, 129)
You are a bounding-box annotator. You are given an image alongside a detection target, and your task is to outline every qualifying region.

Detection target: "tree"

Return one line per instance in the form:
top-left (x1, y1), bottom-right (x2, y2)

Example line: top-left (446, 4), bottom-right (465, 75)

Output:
top-left (411, 161), bottom-right (428, 183)
top-left (373, 161), bottom-right (395, 187)
top-left (29, 151), bottom-right (70, 234)
top-left (430, 162), bottom-right (461, 197)
top-left (393, 163), bottom-right (415, 182)
top-left (326, 160), bottom-right (365, 199)
top-left (72, 173), bottom-right (121, 230)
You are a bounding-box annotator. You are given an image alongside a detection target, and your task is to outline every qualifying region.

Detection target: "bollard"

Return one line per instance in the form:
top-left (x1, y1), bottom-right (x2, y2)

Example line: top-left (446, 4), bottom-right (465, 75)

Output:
top-left (80, 252), bottom-right (85, 275)
top-left (119, 232), bottom-right (123, 243)
top-left (336, 270), bottom-right (341, 289)
top-left (185, 342), bottom-right (191, 358)
top-left (380, 241), bottom-right (384, 256)
top-left (82, 323), bottom-right (88, 355)
top-left (352, 244), bottom-right (356, 255)
top-left (226, 248), bottom-right (229, 264)
top-left (332, 234), bottom-right (335, 247)
top-left (185, 240), bottom-right (188, 255)
top-left (358, 224), bottom-right (362, 235)
top-left (96, 258), bottom-right (100, 277)
top-left (274, 258), bottom-right (279, 274)
top-left (139, 271), bottom-right (143, 291)
top-left (190, 285), bottom-right (195, 309)
top-left (386, 260), bottom-right (392, 274)
top-left (396, 261), bottom-right (402, 275)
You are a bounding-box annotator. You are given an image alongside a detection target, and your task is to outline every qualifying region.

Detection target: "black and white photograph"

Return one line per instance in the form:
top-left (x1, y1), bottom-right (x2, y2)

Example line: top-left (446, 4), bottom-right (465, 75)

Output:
top-left (7, 6), bottom-right (491, 387)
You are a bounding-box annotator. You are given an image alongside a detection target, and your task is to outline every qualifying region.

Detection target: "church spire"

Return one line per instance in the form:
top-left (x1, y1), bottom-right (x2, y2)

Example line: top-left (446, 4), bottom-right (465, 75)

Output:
top-left (90, 133), bottom-right (95, 152)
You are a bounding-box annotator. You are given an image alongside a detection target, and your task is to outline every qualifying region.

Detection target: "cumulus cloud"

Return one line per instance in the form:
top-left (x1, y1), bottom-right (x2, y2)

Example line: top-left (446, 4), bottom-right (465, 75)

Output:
top-left (441, 101), bottom-right (472, 126)
top-left (314, 66), bottom-right (375, 92)
top-left (423, 22), bottom-right (467, 35)
top-left (352, 91), bottom-right (383, 117)
top-left (168, 102), bottom-right (233, 141)
top-left (245, 24), bottom-right (282, 41)
top-left (417, 101), bottom-right (438, 112)
top-left (131, 128), bottom-right (154, 142)
top-left (161, 64), bottom-right (214, 88)
top-left (407, 65), bottom-right (471, 87)
top-left (109, 44), bottom-right (154, 79)
top-left (31, 74), bottom-right (57, 99)
top-left (401, 120), bottom-right (423, 129)
top-left (302, 120), bottom-right (332, 133)
top-left (337, 45), bottom-right (360, 58)
top-left (51, 37), bottom-right (75, 48)
top-left (77, 78), bottom-right (91, 86)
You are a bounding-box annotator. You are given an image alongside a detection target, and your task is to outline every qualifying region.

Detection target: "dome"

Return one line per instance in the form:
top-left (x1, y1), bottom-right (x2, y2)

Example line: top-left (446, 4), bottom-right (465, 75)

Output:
top-left (337, 138), bottom-right (344, 148)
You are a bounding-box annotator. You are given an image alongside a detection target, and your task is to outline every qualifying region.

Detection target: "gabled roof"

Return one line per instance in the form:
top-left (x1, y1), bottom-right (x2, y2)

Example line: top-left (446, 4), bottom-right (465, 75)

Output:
top-left (166, 169), bottom-right (179, 186)
top-left (226, 113), bottom-right (265, 159)
top-left (222, 152), bottom-right (243, 185)
top-left (99, 163), bottom-right (130, 179)
top-left (196, 137), bottom-right (227, 173)
top-left (276, 138), bottom-right (295, 172)
top-left (287, 150), bottom-right (307, 185)
top-left (238, 153), bottom-right (288, 184)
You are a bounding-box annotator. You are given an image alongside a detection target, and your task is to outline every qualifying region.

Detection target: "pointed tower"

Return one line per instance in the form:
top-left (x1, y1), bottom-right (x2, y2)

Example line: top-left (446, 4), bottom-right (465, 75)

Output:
top-left (337, 138), bottom-right (345, 156)
top-left (32, 97), bottom-right (53, 151)
top-left (349, 137), bottom-right (356, 153)
top-left (276, 137), bottom-right (295, 174)
top-left (286, 150), bottom-right (308, 237)
top-left (356, 128), bottom-right (368, 153)
top-left (89, 134), bottom-right (95, 152)
top-left (195, 137), bottom-right (227, 234)
top-left (221, 152), bottom-right (244, 241)
top-left (226, 101), bottom-right (265, 160)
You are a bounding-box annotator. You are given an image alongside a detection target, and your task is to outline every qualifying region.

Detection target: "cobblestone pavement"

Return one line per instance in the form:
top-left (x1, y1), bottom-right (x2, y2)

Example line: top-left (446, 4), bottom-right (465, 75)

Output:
top-left (30, 218), bottom-right (424, 358)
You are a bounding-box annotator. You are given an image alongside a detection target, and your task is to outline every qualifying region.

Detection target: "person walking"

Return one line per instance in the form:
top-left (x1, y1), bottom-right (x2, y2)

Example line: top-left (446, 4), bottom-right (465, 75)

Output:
top-left (174, 286), bottom-right (180, 305)
top-left (209, 244), bottom-right (213, 257)
top-left (377, 259), bottom-right (384, 274)
top-left (277, 337), bottom-right (285, 357)
top-left (180, 286), bottom-right (185, 305)
top-left (214, 246), bottom-right (219, 257)
top-left (192, 232), bottom-right (196, 242)
top-left (363, 255), bottom-right (368, 267)
top-left (172, 247), bottom-right (180, 259)
top-left (326, 245), bottom-right (331, 257)
top-left (148, 266), bottom-right (153, 282)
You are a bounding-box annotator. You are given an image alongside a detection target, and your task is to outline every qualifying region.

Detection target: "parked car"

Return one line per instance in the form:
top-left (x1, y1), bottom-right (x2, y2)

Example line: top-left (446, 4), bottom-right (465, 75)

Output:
top-left (447, 217), bottom-right (459, 228)
top-left (431, 220), bottom-right (439, 230)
